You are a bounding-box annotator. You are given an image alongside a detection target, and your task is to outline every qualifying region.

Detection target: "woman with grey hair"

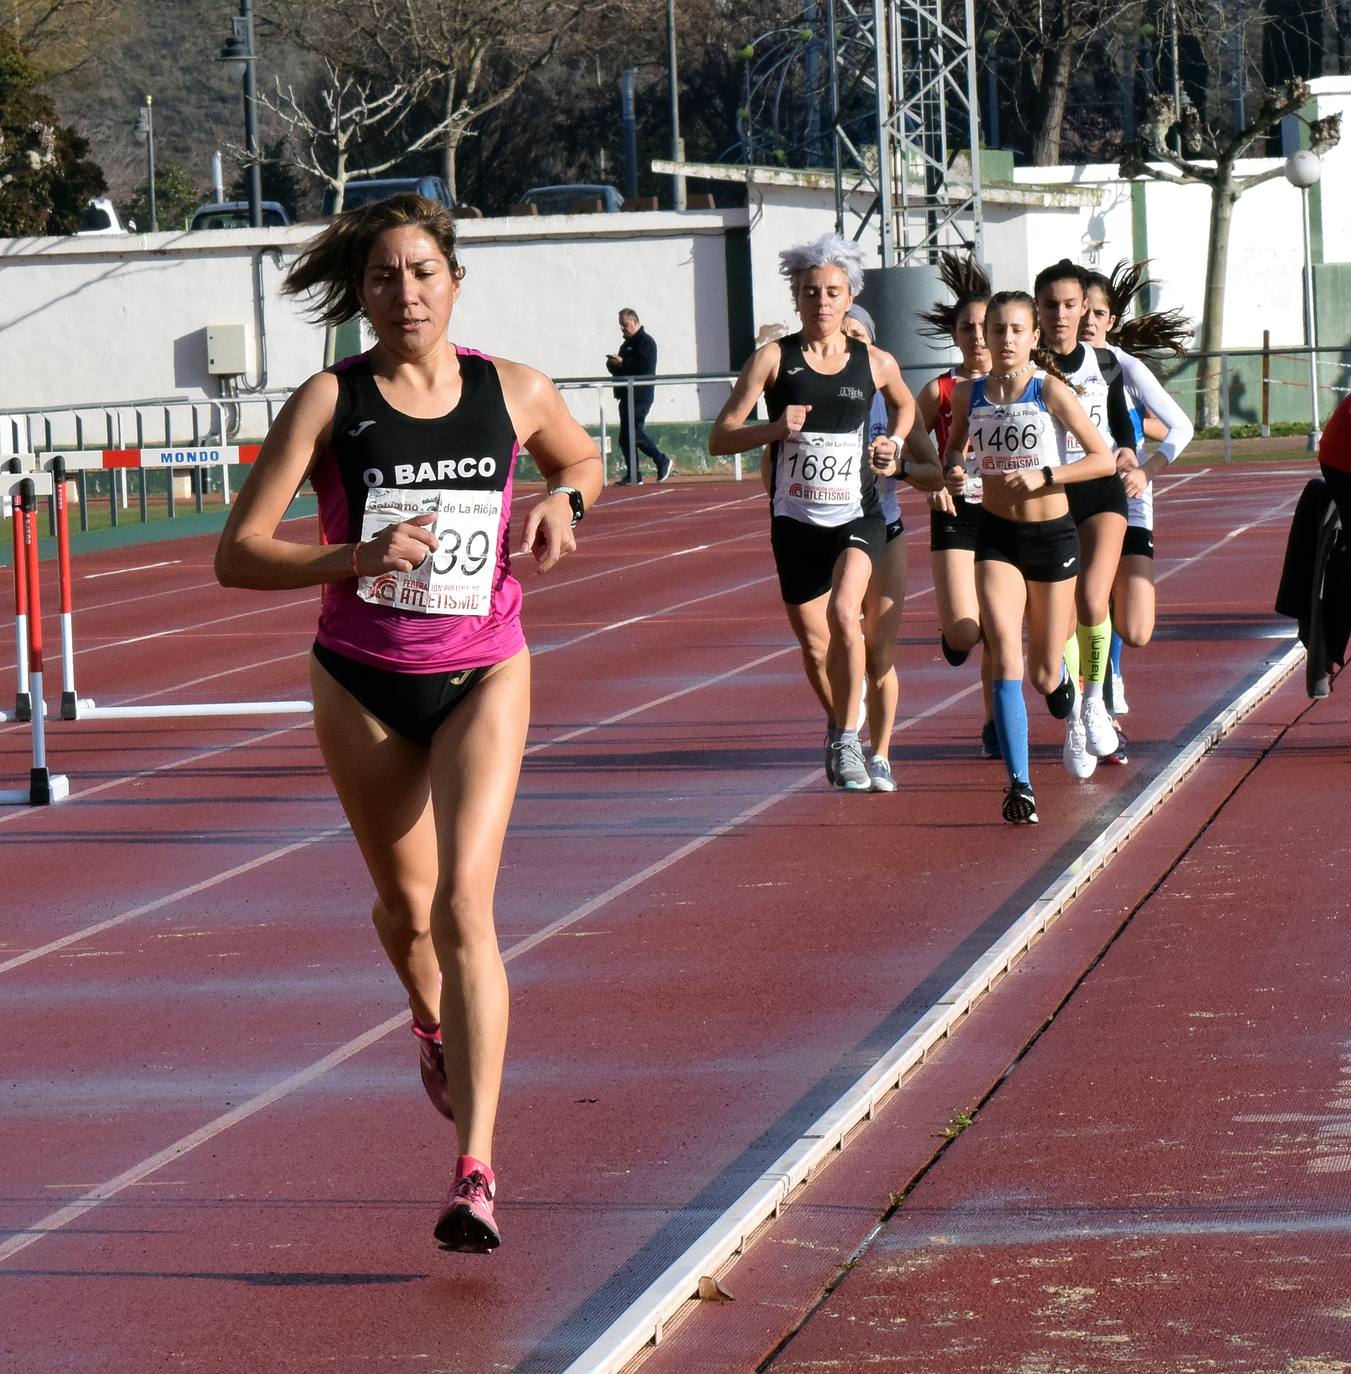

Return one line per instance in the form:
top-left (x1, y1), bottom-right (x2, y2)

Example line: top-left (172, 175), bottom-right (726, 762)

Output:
top-left (709, 232), bottom-right (936, 791)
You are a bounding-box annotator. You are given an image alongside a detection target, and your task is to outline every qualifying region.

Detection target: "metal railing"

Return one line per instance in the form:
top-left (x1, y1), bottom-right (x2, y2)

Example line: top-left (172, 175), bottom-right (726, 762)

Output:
top-left (4, 342), bottom-right (1345, 536)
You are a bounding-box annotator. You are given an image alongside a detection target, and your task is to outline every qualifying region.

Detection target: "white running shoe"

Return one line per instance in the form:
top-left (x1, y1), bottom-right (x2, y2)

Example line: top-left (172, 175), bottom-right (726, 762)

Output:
top-left (829, 737), bottom-right (872, 791)
top-left (1081, 695), bottom-right (1120, 758)
top-left (867, 754), bottom-right (896, 792)
top-left (1111, 671), bottom-right (1129, 715)
top-left (1063, 706), bottom-right (1097, 779)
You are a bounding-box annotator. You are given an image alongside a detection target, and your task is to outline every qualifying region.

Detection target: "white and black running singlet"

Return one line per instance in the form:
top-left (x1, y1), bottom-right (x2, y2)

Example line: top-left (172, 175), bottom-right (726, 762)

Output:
top-left (1053, 343), bottom-right (1136, 458)
top-left (765, 333), bottom-right (881, 527)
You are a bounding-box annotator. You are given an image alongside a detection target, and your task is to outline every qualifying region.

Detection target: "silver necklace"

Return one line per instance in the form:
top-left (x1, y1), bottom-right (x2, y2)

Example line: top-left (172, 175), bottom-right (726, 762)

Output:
top-left (989, 360), bottom-right (1034, 383)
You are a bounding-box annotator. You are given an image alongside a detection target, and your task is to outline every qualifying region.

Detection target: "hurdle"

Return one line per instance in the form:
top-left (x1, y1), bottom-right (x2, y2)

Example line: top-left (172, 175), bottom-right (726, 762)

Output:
top-left (2, 458), bottom-right (33, 723)
top-left (1, 473), bottom-right (69, 805)
top-left (37, 449), bottom-right (312, 723)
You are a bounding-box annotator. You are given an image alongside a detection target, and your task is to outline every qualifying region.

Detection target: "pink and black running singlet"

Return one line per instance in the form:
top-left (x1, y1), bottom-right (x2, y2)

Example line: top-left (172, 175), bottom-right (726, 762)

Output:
top-left (310, 347), bottom-right (525, 674)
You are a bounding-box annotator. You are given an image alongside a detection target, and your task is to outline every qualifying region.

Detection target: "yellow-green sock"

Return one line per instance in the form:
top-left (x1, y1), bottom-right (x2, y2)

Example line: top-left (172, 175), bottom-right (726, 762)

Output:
top-left (1078, 615), bottom-right (1111, 699)
top-left (1063, 629), bottom-right (1080, 688)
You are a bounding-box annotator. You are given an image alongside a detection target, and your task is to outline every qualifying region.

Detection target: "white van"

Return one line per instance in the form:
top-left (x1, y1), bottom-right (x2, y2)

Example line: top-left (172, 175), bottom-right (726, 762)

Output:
top-left (75, 197), bottom-right (129, 235)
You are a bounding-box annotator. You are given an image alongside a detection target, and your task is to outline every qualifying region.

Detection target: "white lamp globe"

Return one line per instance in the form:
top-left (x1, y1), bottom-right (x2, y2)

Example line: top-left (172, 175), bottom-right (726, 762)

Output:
top-left (1284, 150), bottom-right (1322, 189)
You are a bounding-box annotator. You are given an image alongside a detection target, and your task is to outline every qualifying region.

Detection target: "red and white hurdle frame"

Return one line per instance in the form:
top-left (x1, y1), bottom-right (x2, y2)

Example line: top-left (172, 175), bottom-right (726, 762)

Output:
top-left (36, 448), bottom-right (312, 722)
top-left (2, 470), bottom-right (69, 805)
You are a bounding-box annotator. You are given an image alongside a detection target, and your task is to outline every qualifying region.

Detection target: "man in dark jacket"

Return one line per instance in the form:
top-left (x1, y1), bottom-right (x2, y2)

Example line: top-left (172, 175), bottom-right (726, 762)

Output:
top-left (605, 308), bottom-right (672, 484)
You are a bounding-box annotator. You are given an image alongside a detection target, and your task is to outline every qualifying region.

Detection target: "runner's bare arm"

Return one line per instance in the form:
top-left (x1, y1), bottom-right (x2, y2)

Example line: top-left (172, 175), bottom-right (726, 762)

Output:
top-left (942, 380), bottom-right (973, 497)
top-left (911, 377), bottom-right (954, 510)
top-left (499, 360), bottom-right (604, 574)
top-left (215, 372), bottom-right (436, 590)
top-left (708, 345), bottom-right (795, 455)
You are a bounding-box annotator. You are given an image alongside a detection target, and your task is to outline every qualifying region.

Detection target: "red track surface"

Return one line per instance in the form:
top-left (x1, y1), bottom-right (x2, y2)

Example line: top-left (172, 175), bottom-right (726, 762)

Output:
top-left (0, 466), bottom-right (1324, 1372)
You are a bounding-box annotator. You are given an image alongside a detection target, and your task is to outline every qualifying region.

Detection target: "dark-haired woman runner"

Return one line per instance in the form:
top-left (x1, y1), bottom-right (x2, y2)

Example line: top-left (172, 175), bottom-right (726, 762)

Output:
top-left (1033, 259), bottom-right (1136, 779)
top-left (943, 291), bottom-right (1113, 824)
top-left (1080, 263), bottom-right (1193, 743)
top-left (215, 194), bottom-right (603, 1254)
top-left (911, 253), bottom-right (996, 756)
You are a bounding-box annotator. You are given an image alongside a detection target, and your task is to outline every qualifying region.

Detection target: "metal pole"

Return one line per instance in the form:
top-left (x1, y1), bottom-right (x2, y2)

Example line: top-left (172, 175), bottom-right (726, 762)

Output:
top-left (827, 0), bottom-right (844, 235)
top-left (1301, 185), bottom-right (1321, 449)
top-left (872, 0), bottom-right (894, 265)
top-left (243, 0), bottom-right (262, 229)
top-left (666, 0), bottom-right (686, 210)
top-left (144, 96), bottom-right (158, 231)
top-left (1220, 352), bottom-right (1232, 463)
top-left (620, 68), bottom-right (638, 202)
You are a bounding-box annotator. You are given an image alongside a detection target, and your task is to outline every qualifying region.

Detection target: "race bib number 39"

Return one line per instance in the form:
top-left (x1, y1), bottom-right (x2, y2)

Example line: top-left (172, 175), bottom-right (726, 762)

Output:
top-left (356, 487), bottom-right (501, 617)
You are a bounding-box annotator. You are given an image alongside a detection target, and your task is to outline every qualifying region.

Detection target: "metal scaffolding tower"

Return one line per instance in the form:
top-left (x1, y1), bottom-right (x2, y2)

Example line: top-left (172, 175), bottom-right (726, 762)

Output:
top-left (828, 0), bottom-right (985, 266)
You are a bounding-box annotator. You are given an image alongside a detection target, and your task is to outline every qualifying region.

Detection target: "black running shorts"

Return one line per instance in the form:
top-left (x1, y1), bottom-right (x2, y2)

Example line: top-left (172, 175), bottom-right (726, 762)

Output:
top-left (885, 517), bottom-right (905, 544)
top-left (975, 509), bottom-right (1080, 583)
top-left (1066, 472), bottom-right (1128, 524)
top-left (929, 496), bottom-right (981, 553)
top-left (312, 642), bottom-right (490, 746)
top-left (1122, 525), bottom-right (1155, 559)
top-left (770, 514), bottom-right (886, 605)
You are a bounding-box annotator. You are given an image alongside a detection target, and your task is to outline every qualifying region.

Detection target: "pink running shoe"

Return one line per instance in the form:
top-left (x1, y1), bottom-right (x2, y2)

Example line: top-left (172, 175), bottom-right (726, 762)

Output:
top-left (434, 1155), bottom-right (500, 1253)
top-left (411, 1020), bottom-right (453, 1121)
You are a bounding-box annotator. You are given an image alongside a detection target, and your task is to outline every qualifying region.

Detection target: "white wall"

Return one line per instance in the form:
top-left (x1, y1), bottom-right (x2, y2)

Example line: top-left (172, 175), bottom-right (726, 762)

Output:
top-left (0, 210), bottom-right (743, 425)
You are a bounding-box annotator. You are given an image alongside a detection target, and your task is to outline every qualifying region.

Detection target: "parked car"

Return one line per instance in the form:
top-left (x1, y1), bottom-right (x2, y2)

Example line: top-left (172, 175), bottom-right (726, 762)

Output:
top-left (321, 176), bottom-right (454, 216)
top-left (75, 196), bottom-right (129, 235)
top-left (517, 183), bottom-right (623, 215)
top-left (189, 200), bottom-right (291, 230)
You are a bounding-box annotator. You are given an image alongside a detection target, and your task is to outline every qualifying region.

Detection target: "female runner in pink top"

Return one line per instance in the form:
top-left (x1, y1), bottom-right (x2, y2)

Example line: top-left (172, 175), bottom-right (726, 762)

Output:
top-left (216, 194), bottom-right (603, 1255)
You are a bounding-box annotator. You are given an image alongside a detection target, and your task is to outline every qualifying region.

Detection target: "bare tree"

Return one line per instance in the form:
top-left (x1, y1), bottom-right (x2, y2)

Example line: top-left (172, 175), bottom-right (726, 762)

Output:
top-left (1119, 77), bottom-right (1341, 425)
top-left (9, 0), bottom-right (128, 77)
top-left (246, 60), bottom-right (459, 211)
top-left (263, 0), bottom-right (611, 201)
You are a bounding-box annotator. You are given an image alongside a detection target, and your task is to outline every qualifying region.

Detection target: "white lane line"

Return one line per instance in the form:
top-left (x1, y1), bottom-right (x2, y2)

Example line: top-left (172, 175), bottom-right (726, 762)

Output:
top-left (1154, 500), bottom-right (1297, 587)
top-left (524, 648), bottom-right (795, 755)
top-left (0, 830), bottom-right (347, 975)
top-left (533, 576), bottom-right (777, 656)
top-left (0, 682), bottom-right (980, 1267)
top-left (558, 639), bottom-right (1308, 1374)
top-left (83, 560), bottom-right (181, 579)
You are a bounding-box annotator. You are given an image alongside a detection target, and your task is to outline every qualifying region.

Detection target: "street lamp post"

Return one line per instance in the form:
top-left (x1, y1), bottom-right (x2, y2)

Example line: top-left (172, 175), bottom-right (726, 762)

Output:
top-left (1284, 149), bottom-right (1323, 450)
top-left (666, 0), bottom-right (685, 210)
top-left (132, 95), bottom-right (157, 232)
top-left (218, 0), bottom-right (261, 228)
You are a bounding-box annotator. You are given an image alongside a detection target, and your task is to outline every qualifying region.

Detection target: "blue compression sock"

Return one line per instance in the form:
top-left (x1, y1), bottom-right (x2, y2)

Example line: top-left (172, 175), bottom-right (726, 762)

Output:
top-left (1110, 631), bottom-right (1124, 677)
top-left (992, 679), bottom-right (1030, 786)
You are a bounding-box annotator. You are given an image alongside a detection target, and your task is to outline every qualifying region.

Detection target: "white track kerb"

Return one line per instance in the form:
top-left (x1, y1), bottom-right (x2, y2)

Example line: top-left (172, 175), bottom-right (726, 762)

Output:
top-left (561, 641), bottom-right (1306, 1374)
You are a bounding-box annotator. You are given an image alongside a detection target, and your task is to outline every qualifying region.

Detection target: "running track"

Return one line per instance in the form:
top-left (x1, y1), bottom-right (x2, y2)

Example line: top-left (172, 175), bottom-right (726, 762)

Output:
top-left (0, 466), bottom-right (1315, 1371)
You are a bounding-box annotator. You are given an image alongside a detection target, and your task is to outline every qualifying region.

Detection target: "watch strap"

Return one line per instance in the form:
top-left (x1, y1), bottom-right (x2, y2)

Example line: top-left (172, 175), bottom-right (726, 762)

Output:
top-left (552, 485), bottom-right (585, 526)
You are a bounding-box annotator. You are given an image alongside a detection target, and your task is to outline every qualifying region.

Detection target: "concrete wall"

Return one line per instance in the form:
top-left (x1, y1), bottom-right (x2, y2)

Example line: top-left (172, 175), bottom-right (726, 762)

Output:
top-left (0, 210), bottom-right (743, 425)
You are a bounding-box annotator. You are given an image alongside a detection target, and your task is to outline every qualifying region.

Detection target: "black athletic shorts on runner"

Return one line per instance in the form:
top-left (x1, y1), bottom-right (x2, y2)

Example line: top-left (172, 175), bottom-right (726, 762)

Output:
top-left (885, 517), bottom-right (904, 544)
top-left (929, 496), bottom-right (980, 553)
top-left (312, 641), bottom-right (489, 746)
top-left (975, 510), bottom-right (1080, 583)
top-left (1122, 525), bottom-right (1154, 559)
top-left (770, 513), bottom-right (886, 605)
top-left (1066, 472), bottom-right (1128, 523)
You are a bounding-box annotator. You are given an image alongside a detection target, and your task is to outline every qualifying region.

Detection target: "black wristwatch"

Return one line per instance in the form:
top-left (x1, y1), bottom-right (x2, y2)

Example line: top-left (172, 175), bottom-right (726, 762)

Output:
top-left (1041, 466), bottom-right (1054, 488)
top-left (898, 457), bottom-right (912, 482)
top-left (552, 485), bottom-right (585, 527)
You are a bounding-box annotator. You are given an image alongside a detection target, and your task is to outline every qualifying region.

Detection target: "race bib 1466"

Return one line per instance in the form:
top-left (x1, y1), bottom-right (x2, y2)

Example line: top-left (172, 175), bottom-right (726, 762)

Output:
top-left (356, 487), bottom-right (501, 617)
